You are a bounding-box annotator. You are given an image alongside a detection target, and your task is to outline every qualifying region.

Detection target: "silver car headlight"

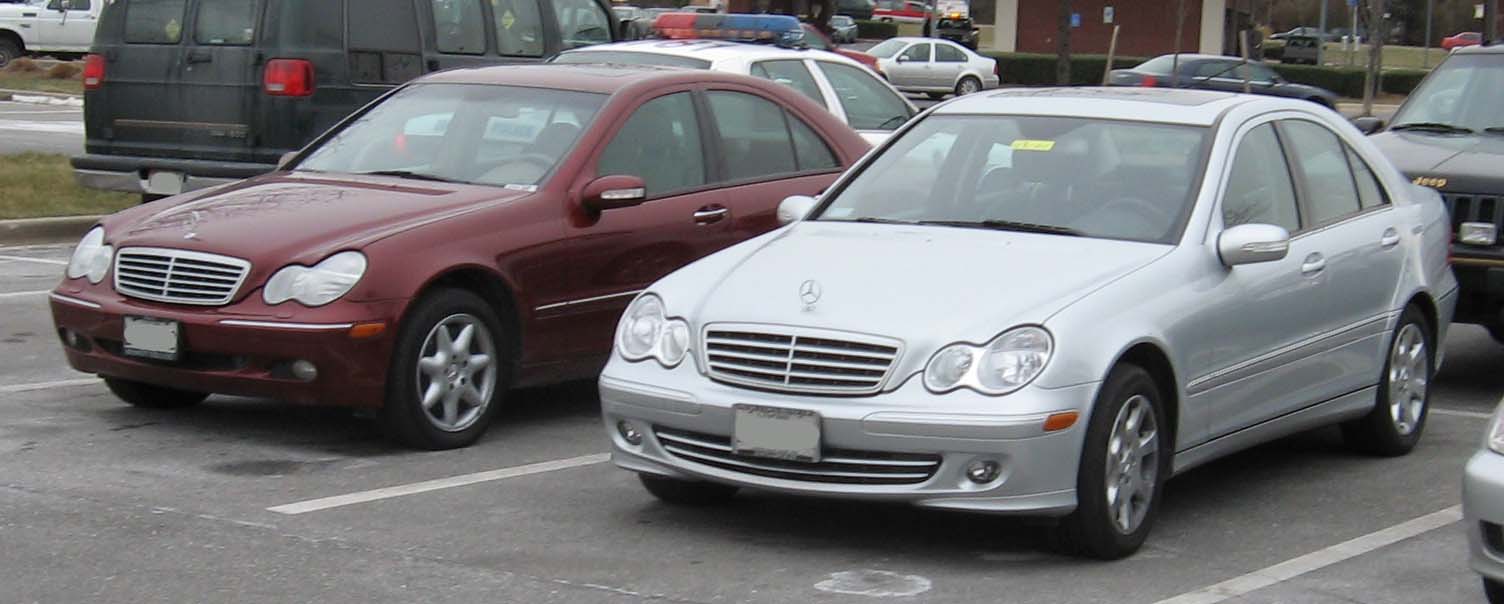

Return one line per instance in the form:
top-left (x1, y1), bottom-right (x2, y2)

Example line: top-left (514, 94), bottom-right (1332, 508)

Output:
top-left (616, 294), bottom-right (690, 367)
top-left (65, 226), bottom-right (113, 284)
top-left (924, 326), bottom-right (1053, 395)
top-left (1489, 404), bottom-right (1504, 456)
top-left (262, 251), bottom-right (367, 307)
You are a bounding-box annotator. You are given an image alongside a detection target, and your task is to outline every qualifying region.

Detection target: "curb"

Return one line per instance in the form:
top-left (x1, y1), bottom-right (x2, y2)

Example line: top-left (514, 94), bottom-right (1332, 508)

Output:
top-left (0, 88), bottom-right (84, 106)
top-left (0, 215), bottom-right (101, 246)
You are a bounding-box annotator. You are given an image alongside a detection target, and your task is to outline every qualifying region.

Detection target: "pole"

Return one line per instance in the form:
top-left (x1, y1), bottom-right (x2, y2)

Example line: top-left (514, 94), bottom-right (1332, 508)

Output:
top-left (1348, 3), bottom-right (1357, 67)
top-left (1102, 25), bottom-right (1120, 85)
top-left (1487, 0), bottom-right (1498, 44)
top-left (1240, 30), bottom-right (1252, 94)
top-left (1317, 0), bottom-right (1328, 65)
top-left (1172, 0), bottom-right (1186, 87)
top-left (1363, 0), bottom-right (1384, 117)
top-left (1423, 0), bottom-right (1433, 68)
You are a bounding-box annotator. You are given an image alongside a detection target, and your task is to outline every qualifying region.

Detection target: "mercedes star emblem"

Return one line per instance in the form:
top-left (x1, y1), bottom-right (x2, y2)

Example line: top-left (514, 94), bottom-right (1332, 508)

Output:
top-left (799, 279), bottom-right (822, 310)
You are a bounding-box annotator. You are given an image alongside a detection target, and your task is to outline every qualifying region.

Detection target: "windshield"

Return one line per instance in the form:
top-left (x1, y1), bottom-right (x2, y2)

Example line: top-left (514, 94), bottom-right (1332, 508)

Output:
top-left (815, 115), bottom-right (1210, 243)
top-left (867, 38), bottom-right (906, 58)
top-left (551, 50), bottom-right (712, 69)
top-left (1135, 55), bottom-right (1183, 75)
top-left (297, 84), bottom-right (605, 188)
top-left (1389, 54), bottom-right (1504, 133)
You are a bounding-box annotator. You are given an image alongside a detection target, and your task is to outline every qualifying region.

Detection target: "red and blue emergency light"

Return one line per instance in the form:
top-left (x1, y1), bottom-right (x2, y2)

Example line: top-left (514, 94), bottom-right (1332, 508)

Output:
top-left (651, 13), bottom-right (806, 46)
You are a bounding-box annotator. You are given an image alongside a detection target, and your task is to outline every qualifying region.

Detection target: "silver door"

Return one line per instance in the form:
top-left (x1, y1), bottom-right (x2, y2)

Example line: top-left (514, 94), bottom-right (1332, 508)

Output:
top-left (888, 42), bottom-right (933, 89)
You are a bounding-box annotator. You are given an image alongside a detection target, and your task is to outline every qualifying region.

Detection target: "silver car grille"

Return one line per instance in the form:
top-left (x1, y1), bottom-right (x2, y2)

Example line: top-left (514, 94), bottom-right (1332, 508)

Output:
top-left (654, 428), bottom-right (940, 485)
top-left (113, 247), bottom-right (251, 306)
top-left (1442, 192), bottom-right (1502, 246)
top-left (702, 325), bottom-right (901, 395)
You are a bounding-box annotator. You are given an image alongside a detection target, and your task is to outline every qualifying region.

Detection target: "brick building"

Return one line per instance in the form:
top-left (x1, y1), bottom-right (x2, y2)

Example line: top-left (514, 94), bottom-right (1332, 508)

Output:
top-left (980, 0), bottom-right (1234, 57)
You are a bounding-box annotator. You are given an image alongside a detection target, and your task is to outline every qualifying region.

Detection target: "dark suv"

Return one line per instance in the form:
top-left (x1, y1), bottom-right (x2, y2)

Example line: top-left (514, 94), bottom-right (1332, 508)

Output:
top-left (72, 0), bottom-right (615, 201)
top-left (1366, 45), bottom-right (1504, 342)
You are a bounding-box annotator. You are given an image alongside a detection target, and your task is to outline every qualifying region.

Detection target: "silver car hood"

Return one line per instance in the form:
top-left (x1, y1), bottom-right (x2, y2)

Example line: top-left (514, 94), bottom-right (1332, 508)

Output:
top-left (683, 222), bottom-right (1172, 344)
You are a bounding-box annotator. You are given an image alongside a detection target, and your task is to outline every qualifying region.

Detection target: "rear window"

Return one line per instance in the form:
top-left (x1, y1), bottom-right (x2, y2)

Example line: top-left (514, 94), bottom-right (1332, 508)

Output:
top-left (1135, 55), bottom-right (1181, 75)
top-left (125, 0), bottom-right (188, 44)
top-left (194, 0), bottom-right (257, 45)
top-left (551, 50), bottom-right (711, 69)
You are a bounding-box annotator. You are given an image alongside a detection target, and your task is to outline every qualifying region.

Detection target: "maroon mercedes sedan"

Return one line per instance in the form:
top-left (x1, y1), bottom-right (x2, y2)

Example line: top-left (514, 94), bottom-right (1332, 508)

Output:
top-left (50, 64), bottom-right (869, 449)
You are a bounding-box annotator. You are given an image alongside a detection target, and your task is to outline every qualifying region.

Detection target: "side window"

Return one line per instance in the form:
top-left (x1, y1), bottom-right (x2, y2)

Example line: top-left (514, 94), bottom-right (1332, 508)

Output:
top-left (1195, 61), bottom-right (1231, 78)
top-left (430, 0), bottom-right (486, 55)
top-left (552, 0), bottom-right (612, 50)
top-left (788, 115), bottom-right (840, 172)
top-left (1281, 120), bottom-right (1361, 225)
top-left (750, 60), bottom-right (827, 107)
top-left (349, 0), bottom-right (423, 84)
top-left (706, 91), bottom-right (797, 181)
top-left (1345, 146), bottom-right (1389, 208)
top-left (934, 44), bottom-right (965, 63)
top-left (52, 0), bottom-right (90, 10)
top-left (493, 0), bottom-right (544, 56)
top-left (899, 43), bottom-right (931, 62)
top-left (124, 0), bottom-right (188, 44)
top-left (801, 25), bottom-right (830, 50)
top-left (816, 61), bottom-right (911, 131)
top-left (194, 0), bottom-right (257, 46)
top-left (263, 0), bottom-right (343, 49)
top-left (1222, 123), bottom-right (1301, 233)
top-left (598, 93), bottom-right (705, 196)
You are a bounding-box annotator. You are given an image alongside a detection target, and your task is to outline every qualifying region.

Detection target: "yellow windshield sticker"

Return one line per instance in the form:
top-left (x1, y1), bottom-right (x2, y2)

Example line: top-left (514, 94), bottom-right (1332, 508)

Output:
top-left (1011, 140), bottom-right (1055, 151)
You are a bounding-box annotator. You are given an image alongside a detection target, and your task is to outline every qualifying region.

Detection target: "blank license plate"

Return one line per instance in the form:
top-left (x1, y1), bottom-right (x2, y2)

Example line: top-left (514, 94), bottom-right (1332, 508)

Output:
top-left (123, 316), bottom-right (180, 361)
top-left (733, 404), bottom-right (821, 463)
top-left (144, 170), bottom-right (184, 196)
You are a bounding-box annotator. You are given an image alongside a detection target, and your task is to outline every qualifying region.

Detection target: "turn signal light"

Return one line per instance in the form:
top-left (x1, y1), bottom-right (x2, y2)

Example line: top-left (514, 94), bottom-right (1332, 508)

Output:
top-left (1043, 411), bottom-right (1080, 432)
top-left (348, 322), bottom-right (386, 339)
top-left (82, 54), bottom-right (106, 91)
top-left (1140, 75), bottom-right (1158, 87)
top-left (263, 59), bottom-right (315, 97)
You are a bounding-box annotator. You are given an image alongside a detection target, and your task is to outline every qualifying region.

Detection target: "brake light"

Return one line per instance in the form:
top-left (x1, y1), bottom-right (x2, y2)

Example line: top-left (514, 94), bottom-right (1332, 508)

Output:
top-left (82, 54), bottom-right (105, 91)
top-left (263, 59), bottom-right (315, 97)
top-left (1140, 75), bottom-right (1158, 87)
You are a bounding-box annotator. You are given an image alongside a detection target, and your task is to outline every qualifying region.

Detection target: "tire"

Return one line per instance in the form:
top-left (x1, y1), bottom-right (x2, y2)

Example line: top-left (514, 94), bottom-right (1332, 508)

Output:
top-left (0, 38), bottom-right (19, 69)
top-left (639, 474), bottom-right (739, 505)
top-left (1342, 305), bottom-right (1433, 456)
top-left (104, 377), bottom-right (208, 409)
top-left (955, 76), bottom-right (982, 96)
top-left (381, 288), bottom-right (510, 450)
top-left (1054, 364), bottom-right (1168, 559)
top-left (141, 194), bottom-right (169, 204)
top-left (1487, 324), bottom-right (1504, 346)
top-left (1486, 577), bottom-right (1504, 604)
top-left (926, 92), bottom-right (947, 100)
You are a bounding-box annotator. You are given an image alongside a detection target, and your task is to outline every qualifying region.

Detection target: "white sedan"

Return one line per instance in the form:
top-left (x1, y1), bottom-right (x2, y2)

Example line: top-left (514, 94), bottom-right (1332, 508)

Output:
top-left (867, 36), bottom-right (1000, 98)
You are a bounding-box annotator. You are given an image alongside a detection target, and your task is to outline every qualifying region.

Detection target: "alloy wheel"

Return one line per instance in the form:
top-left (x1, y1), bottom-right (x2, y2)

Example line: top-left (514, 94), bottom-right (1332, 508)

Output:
top-left (958, 78), bottom-right (981, 95)
top-left (1387, 323), bottom-right (1428, 436)
top-left (1105, 394), bottom-right (1159, 534)
top-left (414, 313), bottom-right (497, 432)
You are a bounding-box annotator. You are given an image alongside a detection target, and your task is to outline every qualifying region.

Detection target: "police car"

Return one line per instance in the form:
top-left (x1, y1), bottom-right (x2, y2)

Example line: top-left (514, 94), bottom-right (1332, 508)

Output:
top-left (552, 13), bottom-right (917, 143)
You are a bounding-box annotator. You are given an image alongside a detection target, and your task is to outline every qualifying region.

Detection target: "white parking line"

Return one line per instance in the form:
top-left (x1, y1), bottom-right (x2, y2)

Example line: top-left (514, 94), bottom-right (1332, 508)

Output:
top-left (0, 289), bottom-right (51, 299)
top-left (0, 254), bottom-right (68, 266)
top-left (267, 452), bottom-right (611, 515)
top-left (1154, 505), bottom-right (1463, 604)
top-left (0, 377), bottom-right (99, 394)
top-left (0, 119), bottom-right (84, 134)
top-left (1433, 407), bottom-right (1494, 420)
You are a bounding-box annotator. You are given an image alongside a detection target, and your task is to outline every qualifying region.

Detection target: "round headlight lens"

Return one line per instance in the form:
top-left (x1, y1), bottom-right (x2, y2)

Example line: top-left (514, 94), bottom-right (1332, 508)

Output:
top-left (924, 344), bottom-right (974, 392)
top-left (660, 320), bottom-right (690, 366)
top-left (618, 295), bottom-right (665, 360)
top-left (262, 251), bottom-right (367, 307)
top-left (976, 326), bottom-right (1053, 393)
top-left (1489, 404), bottom-right (1504, 456)
top-left (66, 226), bottom-right (113, 284)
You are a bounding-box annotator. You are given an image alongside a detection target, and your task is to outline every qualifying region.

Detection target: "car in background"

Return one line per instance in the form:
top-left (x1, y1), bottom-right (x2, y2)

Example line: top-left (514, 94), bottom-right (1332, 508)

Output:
top-left (836, 0), bottom-right (873, 20)
top-left (612, 5), bottom-right (641, 36)
top-left (799, 22), bottom-right (879, 70)
top-left (50, 64), bottom-right (870, 451)
top-left (72, 0), bottom-right (618, 203)
top-left (0, 0), bottom-right (100, 67)
top-left (1107, 54), bottom-right (1337, 109)
top-left (1363, 44), bottom-right (1504, 344)
top-left (866, 36), bottom-right (998, 99)
top-left (872, 0), bottom-right (929, 24)
top-left (600, 87), bottom-right (1455, 560)
top-left (553, 14), bottom-right (916, 143)
top-left (622, 6), bottom-right (673, 39)
top-left (934, 14), bottom-right (978, 50)
top-left (1444, 32), bottom-right (1483, 51)
top-left (1269, 26), bottom-right (1331, 41)
top-left (1279, 34), bottom-right (1321, 65)
top-left (829, 15), bottom-right (858, 43)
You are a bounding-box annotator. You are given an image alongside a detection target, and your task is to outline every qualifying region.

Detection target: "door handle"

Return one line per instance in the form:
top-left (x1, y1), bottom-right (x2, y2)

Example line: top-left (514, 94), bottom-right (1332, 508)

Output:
top-left (1300, 252), bottom-right (1326, 275)
top-left (1380, 227), bottom-right (1401, 248)
top-left (693, 206), bottom-right (728, 224)
top-left (186, 50), bottom-right (213, 64)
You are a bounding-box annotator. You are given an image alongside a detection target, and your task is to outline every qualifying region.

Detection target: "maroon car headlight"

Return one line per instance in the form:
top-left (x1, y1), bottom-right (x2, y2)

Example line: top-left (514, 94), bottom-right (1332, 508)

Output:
top-left (65, 226), bottom-right (113, 284)
top-left (262, 251), bottom-right (367, 307)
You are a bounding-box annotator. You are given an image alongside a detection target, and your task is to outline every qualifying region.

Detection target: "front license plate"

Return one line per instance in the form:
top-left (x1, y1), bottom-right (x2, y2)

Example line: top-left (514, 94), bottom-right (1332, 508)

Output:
top-left (144, 170), bottom-right (184, 196)
top-left (123, 316), bottom-right (180, 361)
top-left (733, 404), bottom-right (821, 463)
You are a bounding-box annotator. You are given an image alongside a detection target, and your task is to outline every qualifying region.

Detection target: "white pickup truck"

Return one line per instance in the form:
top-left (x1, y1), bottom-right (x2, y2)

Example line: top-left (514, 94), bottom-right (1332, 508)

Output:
top-left (0, 0), bottom-right (100, 68)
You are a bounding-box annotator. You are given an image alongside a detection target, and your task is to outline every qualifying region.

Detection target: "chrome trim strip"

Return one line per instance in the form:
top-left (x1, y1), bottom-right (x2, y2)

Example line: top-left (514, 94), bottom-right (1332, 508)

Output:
top-left (660, 445), bottom-right (934, 480)
top-left (48, 293), bottom-right (102, 309)
top-left (1186, 313), bottom-right (1391, 395)
top-left (534, 289), bottom-right (643, 312)
top-left (218, 320), bottom-right (354, 330)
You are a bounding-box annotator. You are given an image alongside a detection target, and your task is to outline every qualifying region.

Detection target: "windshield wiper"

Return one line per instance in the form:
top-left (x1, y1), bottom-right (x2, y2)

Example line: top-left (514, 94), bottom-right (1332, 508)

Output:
top-left (876, 115), bottom-right (909, 130)
top-left (1483, 127), bottom-right (1504, 135)
top-left (355, 170), bottom-right (463, 183)
top-left (836, 216), bottom-right (918, 225)
top-left (917, 219), bottom-right (1084, 237)
top-left (1389, 122), bottom-right (1475, 134)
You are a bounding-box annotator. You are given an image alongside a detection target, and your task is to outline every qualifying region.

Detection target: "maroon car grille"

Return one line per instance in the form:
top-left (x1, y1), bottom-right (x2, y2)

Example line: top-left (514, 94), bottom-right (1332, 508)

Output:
top-left (113, 248), bottom-right (251, 306)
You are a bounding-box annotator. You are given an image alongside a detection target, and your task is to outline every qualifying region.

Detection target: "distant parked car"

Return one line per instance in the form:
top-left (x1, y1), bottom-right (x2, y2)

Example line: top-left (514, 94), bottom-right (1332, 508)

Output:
top-left (829, 15), bottom-right (859, 43)
top-left (1444, 32), bottom-right (1483, 51)
top-left (934, 15), bottom-right (978, 50)
top-left (1107, 54), bottom-right (1337, 109)
top-left (867, 36), bottom-right (999, 99)
top-left (1280, 35), bottom-right (1321, 65)
top-left (800, 23), bottom-right (879, 71)
top-left (835, 0), bottom-right (873, 20)
top-left (1270, 26), bottom-right (1331, 41)
top-left (0, 0), bottom-right (101, 67)
top-left (872, 0), bottom-right (929, 24)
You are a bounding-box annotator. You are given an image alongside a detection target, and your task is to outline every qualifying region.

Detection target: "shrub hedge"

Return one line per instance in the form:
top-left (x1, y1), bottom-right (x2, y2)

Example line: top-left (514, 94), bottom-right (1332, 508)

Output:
top-left (855, 19), bottom-right (898, 40)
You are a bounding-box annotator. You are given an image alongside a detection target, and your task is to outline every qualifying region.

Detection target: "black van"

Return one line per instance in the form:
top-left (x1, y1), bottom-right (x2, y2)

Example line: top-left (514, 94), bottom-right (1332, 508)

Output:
top-left (73, 0), bottom-right (616, 200)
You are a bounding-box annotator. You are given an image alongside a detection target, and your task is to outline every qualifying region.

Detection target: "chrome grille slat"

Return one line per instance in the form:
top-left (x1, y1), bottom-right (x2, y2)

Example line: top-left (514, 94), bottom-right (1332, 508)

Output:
top-left (703, 324), bottom-right (900, 395)
top-left (113, 247), bottom-right (251, 306)
top-left (655, 428), bottom-right (939, 485)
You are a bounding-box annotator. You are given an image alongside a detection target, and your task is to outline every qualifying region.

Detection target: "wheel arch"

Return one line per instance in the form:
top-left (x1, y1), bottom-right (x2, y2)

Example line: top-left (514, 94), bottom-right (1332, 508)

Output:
top-left (1108, 341), bottom-right (1181, 452)
top-left (407, 265), bottom-right (525, 377)
top-left (0, 28), bottom-right (24, 52)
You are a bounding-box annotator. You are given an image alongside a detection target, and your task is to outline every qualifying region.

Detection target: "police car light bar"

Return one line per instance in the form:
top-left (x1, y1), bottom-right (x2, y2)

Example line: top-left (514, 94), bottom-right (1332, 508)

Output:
top-left (652, 13), bottom-right (805, 46)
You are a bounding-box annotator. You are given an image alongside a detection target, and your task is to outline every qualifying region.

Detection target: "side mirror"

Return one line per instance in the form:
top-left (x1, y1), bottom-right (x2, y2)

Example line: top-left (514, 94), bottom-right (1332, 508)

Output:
top-left (1352, 116), bottom-right (1385, 135)
top-left (582, 174), bottom-right (647, 212)
top-left (277, 151), bottom-right (298, 170)
top-left (896, 54), bottom-right (909, 63)
top-left (1218, 223), bottom-right (1290, 267)
top-left (777, 195), bottom-right (817, 225)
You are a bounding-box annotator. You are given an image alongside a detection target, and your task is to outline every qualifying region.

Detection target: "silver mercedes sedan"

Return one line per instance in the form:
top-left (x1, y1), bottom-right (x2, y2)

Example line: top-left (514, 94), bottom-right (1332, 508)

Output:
top-left (1464, 402), bottom-right (1504, 602)
top-left (599, 88), bottom-right (1457, 559)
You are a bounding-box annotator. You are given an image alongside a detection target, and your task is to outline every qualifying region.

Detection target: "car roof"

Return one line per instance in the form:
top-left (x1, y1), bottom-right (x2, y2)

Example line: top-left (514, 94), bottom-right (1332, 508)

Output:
top-left (887, 36), bottom-right (962, 45)
top-left (934, 87), bottom-right (1271, 126)
top-left (416, 63), bottom-right (757, 95)
top-left (1455, 43), bottom-right (1504, 54)
top-left (561, 39), bottom-right (865, 66)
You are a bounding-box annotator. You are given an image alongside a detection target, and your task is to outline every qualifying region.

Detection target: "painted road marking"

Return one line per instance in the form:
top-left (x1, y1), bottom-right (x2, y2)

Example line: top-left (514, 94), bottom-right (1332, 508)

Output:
top-left (0, 119), bottom-right (84, 134)
top-left (0, 289), bottom-right (51, 299)
top-left (1153, 505), bottom-right (1463, 604)
top-left (1433, 407), bottom-right (1494, 420)
top-left (814, 570), bottom-right (933, 598)
top-left (0, 254), bottom-right (68, 266)
top-left (267, 453), bottom-right (611, 515)
top-left (0, 377), bottom-right (100, 395)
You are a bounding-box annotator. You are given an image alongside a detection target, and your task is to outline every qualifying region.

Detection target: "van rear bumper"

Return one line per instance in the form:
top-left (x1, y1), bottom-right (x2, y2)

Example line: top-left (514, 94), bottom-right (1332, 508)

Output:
top-left (71, 154), bottom-right (273, 194)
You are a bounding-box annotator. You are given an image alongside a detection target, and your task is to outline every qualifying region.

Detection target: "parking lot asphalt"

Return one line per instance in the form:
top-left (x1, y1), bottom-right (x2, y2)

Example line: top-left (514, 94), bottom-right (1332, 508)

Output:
top-left (2, 242), bottom-right (1500, 603)
top-left (0, 100), bottom-right (84, 156)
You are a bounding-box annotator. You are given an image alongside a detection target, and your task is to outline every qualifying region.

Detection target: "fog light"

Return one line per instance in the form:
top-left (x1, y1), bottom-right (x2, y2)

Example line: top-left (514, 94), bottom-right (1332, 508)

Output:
top-left (617, 420), bottom-right (643, 445)
top-left (1460, 222), bottom-right (1498, 246)
top-left (290, 360), bottom-right (318, 382)
top-left (966, 459), bottom-right (1001, 484)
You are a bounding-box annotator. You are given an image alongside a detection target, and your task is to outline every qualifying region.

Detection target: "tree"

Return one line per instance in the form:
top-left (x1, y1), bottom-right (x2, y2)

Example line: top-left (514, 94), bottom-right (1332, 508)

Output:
top-left (1362, 0), bottom-right (1385, 116)
top-left (1056, 0), bottom-right (1072, 85)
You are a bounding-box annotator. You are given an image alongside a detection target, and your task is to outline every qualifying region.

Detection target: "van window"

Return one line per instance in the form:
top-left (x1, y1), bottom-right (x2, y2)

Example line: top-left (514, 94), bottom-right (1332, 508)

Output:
top-left (194, 0), bottom-right (257, 46)
top-left (125, 0), bottom-right (189, 44)
top-left (430, 0), bottom-right (486, 54)
top-left (551, 0), bottom-right (611, 50)
top-left (262, 0), bottom-right (342, 49)
top-left (349, 0), bottom-right (423, 83)
top-left (492, 0), bottom-right (544, 56)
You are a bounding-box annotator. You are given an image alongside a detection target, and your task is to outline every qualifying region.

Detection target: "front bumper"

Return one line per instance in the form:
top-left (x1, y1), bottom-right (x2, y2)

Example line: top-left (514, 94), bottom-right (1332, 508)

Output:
top-left (71, 154), bottom-right (273, 195)
top-left (1465, 449), bottom-right (1504, 583)
top-left (600, 358), bottom-right (1096, 516)
top-left (49, 282), bottom-right (403, 407)
top-left (1450, 257), bottom-right (1504, 327)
